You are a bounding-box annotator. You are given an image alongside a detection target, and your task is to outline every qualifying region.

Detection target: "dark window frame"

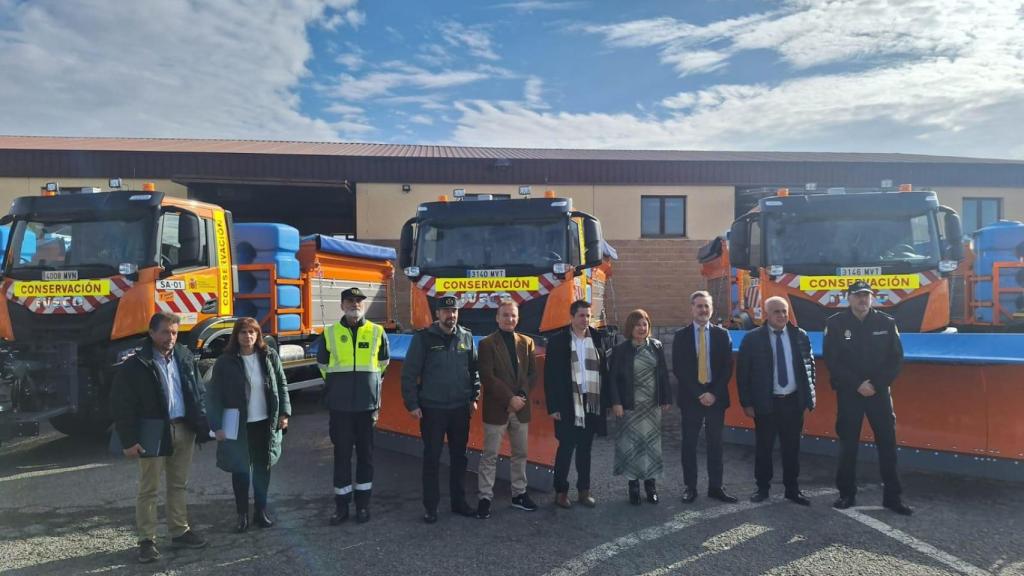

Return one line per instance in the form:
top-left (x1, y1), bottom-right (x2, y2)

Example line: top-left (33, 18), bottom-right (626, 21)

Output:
top-left (641, 195), bottom-right (687, 238)
top-left (962, 197), bottom-right (1003, 234)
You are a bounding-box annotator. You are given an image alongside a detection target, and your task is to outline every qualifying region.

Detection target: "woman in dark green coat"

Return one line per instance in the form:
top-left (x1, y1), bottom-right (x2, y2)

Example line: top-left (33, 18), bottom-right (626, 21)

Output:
top-left (208, 318), bottom-right (291, 532)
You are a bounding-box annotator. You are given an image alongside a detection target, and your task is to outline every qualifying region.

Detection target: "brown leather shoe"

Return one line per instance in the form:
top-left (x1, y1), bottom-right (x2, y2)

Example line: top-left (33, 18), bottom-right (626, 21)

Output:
top-left (555, 492), bottom-right (572, 509)
top-left (578, 491), bottom-right (597, 508)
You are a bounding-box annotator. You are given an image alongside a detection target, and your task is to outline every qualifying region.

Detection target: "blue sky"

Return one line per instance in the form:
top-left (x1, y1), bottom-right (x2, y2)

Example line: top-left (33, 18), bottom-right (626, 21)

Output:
top-left (2, 0), bottom-right (1023, 158)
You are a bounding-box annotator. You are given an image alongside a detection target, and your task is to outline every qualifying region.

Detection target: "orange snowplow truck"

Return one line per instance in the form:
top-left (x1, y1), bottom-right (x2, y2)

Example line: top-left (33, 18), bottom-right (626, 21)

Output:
top-left (710, 186), bottom-right (965, 332)
top-left (0, 186), bottom-right (395, 441)
top-left (398, 190), bottom-right (611, 337)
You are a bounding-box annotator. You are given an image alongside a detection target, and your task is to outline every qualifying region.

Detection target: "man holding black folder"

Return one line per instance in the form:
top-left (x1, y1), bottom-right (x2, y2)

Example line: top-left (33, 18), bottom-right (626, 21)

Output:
top-left (111, 312), bottom-right (211, 563)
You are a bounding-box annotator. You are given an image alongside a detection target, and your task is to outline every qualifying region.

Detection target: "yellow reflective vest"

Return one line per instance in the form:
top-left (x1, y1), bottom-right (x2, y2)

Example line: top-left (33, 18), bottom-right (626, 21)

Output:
top-left (319, 320), bottom-right (389, 411)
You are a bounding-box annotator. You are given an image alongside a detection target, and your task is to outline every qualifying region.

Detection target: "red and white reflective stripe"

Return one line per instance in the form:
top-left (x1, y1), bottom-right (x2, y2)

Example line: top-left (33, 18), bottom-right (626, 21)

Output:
top-left (417, 273), bottom-right (564, 309)
top-left (3, 276), bottom-right (134, 315)
top-left (155, 290), bottom-right (216, 315)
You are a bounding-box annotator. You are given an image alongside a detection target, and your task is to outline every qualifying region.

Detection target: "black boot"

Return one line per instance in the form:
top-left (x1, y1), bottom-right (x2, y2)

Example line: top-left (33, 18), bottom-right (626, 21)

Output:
top-left (235, 513), bottom-right (249, 533)
top-left (254, 508), bottom-right (274, 528)
top-left (330, 495), bottom-right (350, 525)
top-left (644, 479), bottom-right (659, 504)
top-left (628, 480), bottom-right (641, 505)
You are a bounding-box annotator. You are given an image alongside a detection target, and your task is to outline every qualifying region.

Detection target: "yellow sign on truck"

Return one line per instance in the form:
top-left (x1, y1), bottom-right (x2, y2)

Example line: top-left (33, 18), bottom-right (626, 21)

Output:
top-left (798, 274), bottom-right (920, 291)
top-left (13, 279), bottom-right (110, 297)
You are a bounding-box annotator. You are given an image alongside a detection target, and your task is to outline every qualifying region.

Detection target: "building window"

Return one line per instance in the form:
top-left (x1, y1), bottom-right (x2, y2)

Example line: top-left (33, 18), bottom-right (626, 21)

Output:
top-left (962, 198), bottom-right (1002, 235)
top-left (641, 196), bottom-right (686, 237)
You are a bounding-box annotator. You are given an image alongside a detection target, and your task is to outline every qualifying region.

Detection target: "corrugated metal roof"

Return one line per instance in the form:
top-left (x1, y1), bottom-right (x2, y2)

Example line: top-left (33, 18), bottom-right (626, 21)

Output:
top-left (1, 135), bottom-right (1021, 164)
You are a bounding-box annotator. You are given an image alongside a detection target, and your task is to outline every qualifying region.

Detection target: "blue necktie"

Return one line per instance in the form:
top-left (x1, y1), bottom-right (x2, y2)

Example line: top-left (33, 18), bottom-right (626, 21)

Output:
top-left (774, 330), bottom-right (789, 388)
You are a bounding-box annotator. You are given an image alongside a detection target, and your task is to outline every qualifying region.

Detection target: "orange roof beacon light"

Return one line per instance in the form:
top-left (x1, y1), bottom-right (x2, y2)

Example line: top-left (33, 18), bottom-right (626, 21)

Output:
top-left (777, 187), bottom-right (790, 197)
top-left (142, 182), bottom-right (157, 192)
top-left (544, 189), bottom-right (556, 198)
top-left (42, 182), bottom-right (59, 197)
top-left (437, 195), bottom-right (449, 202)
top-left (899, 183), bottom-right (913, 192)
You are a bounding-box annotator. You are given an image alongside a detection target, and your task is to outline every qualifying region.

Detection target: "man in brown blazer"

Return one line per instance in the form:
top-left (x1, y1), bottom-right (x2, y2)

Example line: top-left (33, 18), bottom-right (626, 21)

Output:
top-left (475, 300), bottom-right (538, 519)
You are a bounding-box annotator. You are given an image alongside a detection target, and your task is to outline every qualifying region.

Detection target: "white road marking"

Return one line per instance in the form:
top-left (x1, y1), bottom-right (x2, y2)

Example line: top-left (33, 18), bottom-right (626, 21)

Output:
top-left (639, 523), bottom-right (771, 576)
top-left (544, 487), bottom-right (838, 576)
top-left (0, 463), bottom-right (109, 483)
top-left (836, 507), bottom-right (992, 576)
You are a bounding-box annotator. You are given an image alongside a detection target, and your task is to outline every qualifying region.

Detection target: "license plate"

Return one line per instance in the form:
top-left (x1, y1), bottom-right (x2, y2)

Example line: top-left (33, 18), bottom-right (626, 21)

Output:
top-left (467, 269), bottom-right (506, 278)
top-left (836, 266), bottom-right (881, 276)
top-left (43, 270), bottom-right (78, 281)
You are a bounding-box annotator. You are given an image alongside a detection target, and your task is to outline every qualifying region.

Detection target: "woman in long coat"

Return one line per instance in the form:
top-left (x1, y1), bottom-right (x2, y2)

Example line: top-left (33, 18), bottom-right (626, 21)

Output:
top-left (208, 317), bottom-right (291, 532)
top-left (608, 309), bottom-right (673, 505)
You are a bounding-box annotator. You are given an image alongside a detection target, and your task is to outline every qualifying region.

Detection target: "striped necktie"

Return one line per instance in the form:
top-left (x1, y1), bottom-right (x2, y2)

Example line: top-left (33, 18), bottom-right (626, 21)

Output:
top-left (698, 326), bottom-right (709, 385)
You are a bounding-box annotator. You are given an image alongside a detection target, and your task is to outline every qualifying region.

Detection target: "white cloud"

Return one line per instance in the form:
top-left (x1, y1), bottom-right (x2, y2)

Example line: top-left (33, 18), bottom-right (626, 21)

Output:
top-left (494, 1), bottom-right (584, 13)
top-left (439, 21), bottom-right (500, 61)
top-left (0, 0), bottom-right (356, 140)
top-left (524, 76), bottom-right (545, 108)
top-left (334, 66), bottom-right (490, 101)
top-left (409, 114), bottom-right (434, 125)
top-left (451, 1), bottom-right (1024, 158)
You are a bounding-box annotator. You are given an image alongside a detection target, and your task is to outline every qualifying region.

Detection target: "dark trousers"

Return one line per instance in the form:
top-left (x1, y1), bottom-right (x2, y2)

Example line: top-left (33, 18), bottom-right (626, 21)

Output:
top-left (754, 395), bottom-right (805, 493)
top-left (553, 414), bottom-right (599, 493)
top-left (329, 410), bottom-right (375, 507)
top-left (680, 401), bottom-right (725, 491)
top-left (835, 387), bottom-right (902, 499)
top-left (231, 420), bottom-right (271, 514)
top-left (419, 405), bottom-right (471, 512)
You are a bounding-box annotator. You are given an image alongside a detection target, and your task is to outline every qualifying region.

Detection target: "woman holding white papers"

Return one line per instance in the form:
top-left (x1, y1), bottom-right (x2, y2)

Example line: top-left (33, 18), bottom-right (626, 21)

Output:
top-left (208, 318), bottom-right (291, 533)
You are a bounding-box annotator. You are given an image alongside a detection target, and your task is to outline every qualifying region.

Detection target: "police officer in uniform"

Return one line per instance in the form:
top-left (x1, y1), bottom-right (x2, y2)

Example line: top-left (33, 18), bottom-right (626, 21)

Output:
top-left (824, 280), bottom-right (912, 515)
top-left (317, 287), bottom-right (390, 525)
top-left (401, 295), bottom-right (480, 524)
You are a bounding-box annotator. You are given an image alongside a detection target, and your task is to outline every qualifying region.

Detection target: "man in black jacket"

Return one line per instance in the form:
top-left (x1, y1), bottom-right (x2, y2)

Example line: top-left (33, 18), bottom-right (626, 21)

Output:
top-left (401, 296), bottom-right (480, 524)
top-left (737, 296), bottom-right (816, 505)
top-left (672, 291), bottom-right (735, 504)
top-left (111, 312), bottom-right (210, 563)
top-left (544, 299), bottom-right (608, 509)
top-left (825, 280), bottom-right (911, 515)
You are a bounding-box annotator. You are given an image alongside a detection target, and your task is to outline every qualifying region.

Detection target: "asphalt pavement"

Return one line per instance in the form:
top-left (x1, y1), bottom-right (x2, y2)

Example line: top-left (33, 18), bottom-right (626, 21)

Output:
top-left (2, 392), bottom-right (1022, 576)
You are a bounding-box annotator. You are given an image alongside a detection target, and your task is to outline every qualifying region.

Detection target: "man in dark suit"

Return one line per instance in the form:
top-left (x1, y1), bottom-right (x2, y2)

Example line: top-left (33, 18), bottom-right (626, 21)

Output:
top-left (476, 300), bottom-right (538, 519)
top-left (672, 290), bottom-right (736, 504)
top-left (545, 299), bottom-right (608, 509)
top-left (737, 296), bottom-right (816, 505)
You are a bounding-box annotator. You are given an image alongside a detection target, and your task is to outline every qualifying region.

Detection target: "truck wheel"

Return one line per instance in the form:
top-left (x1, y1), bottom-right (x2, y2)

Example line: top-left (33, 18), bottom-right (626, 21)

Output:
top-left (49, 413), bottom-right (111, 438)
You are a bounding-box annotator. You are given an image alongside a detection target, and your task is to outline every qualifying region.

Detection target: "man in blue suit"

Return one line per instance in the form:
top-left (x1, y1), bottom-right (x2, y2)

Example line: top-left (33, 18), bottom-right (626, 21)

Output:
top-left (737, 296), bottom-right (816, 505)
top-left (672, 290), bottom-right (736, 504)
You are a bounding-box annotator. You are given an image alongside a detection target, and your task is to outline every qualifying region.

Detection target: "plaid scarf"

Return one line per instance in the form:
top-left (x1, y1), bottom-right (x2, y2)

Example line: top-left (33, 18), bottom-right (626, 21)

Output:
top-left (570, 333), bottom-right (602, 428)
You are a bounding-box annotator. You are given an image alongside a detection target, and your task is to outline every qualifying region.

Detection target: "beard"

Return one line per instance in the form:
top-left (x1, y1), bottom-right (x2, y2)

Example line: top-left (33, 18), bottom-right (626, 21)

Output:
top-left (344, 309), bottom-right (364, 322)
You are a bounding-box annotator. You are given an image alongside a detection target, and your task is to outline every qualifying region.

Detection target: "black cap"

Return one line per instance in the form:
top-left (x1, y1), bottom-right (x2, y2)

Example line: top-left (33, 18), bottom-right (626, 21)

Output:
top-left (437, 295), bottom-right (459, 309)
top-left (341, 287), bottom-right (367, 301)
top-left (846, 280), bottom-right (874, 295)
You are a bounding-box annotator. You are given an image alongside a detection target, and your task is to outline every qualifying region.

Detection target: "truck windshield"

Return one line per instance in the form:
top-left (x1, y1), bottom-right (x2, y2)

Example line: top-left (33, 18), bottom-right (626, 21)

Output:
top-left (416, 219), bottom-right (570, 271)
top-left (6, 216), bottom-right (153, 276)
top-left (765, 212), bottom-right (940, 271)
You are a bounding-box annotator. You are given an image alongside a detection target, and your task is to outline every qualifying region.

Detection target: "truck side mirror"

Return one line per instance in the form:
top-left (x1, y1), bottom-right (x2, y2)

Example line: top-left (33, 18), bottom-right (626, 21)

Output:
top-left (581, 215), bottom-right (605, 268)
top-left (399, 219), bottom-right (416, 270)
top-left (943, 210), bottom-right (964, 261)
top-left (729, 219), bottom-right (751, 269)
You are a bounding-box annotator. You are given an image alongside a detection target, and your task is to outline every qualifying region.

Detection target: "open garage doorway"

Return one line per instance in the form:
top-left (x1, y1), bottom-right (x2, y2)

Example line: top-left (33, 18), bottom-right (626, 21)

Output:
top-left (184, 181), bottom-right (355, 237)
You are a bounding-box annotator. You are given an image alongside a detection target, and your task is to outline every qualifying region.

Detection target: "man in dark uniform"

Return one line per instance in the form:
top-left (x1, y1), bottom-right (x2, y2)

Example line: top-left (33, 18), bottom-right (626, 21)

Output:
top-left (401, 295), bottom-right (480, 524)
top-left (317, 287), bottom-right (390, 525)
top-left (824, 280), bottom-right (912, 515)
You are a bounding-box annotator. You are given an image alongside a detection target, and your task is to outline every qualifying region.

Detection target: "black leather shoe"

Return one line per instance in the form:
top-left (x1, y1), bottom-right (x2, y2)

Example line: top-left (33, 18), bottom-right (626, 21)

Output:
top-left (708, 488), bottom-right (738, 503)
top-left (681, 487), bottom-right (697, 503)
top-left (628, 480), bottom-right (641, 505)
top-left (749, 490), bottom-right (770, 503)
top-left (451, 502), bottom-right (476, 517)
top-left (423, 509), bottom-right (438, 524)
top-left (330, 504), bottom-right (350, 525)
top-left (833, 495), bottom-right (856, 509)
top-left (254, 509), bottom-right (274, 528)
top-left (476, 498), bottom-right (492, 519)
top-left (644, 480), bottom-right (659, 504)
top-left (235, 513), bottom-right (249, 533)
top-left (356, 507), bottom-right (370, 523)
top-left (785, 491), bottom-right (811, 506)
top-left (884, 499), bottom-right (913, 516)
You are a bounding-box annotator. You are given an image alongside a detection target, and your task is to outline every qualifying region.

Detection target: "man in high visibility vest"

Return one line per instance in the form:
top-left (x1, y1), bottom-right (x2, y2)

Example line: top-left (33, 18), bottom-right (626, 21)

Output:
top-left (316, 287), bottom-right (390, 525)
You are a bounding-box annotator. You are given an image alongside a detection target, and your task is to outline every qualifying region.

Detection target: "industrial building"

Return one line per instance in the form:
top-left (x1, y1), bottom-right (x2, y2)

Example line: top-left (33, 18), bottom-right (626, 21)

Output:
top-left (2, 135), bottom-right (1022, 329)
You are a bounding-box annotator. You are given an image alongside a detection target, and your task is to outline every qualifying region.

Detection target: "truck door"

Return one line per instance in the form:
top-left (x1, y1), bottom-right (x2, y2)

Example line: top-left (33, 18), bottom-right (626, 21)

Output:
top-left (156, 209), bottom-right (219, 329)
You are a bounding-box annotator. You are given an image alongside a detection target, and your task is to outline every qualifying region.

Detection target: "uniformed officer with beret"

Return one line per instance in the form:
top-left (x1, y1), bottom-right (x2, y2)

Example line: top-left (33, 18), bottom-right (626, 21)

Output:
top-left (317, 287), bottom-right (390, 525)
top-left (401, 295), bottom-right (480, 523)
top-left (824, 280), bottom-right (912, 515)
